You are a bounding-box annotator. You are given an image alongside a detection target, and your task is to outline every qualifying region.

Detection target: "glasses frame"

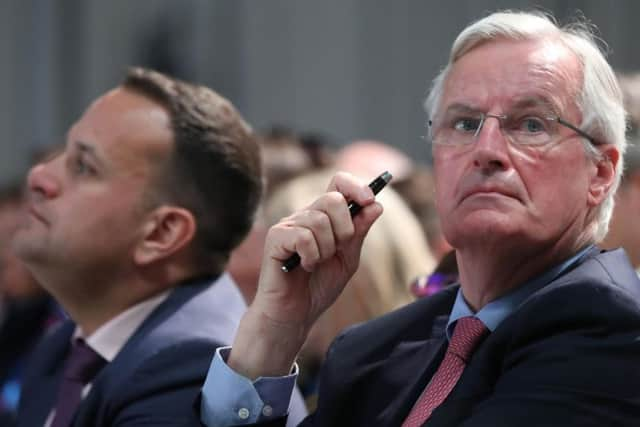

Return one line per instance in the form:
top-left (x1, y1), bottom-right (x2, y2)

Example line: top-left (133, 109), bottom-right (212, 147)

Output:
top-left (428, 113), bottom-right (602, 147)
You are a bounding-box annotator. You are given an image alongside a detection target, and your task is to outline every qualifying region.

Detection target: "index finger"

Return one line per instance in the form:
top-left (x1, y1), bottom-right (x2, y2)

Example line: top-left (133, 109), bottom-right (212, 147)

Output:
top-left (326, 171), bottom-right (376, 208)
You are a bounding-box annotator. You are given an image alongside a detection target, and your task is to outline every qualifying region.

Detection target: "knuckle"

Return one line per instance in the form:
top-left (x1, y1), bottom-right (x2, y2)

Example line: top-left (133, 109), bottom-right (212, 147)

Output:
top-left (333, 170), bottom-right (356, 183)
top-left (324, 191), bottom-right (347, 210)
top-left (336, 224), bottom-right (355, 242)
top-left (298, 228), bottom-right (316, 247)
top-left (267, 222), bottom-right (287, 237)
top-left (308, 210), bottom-right (330, 229)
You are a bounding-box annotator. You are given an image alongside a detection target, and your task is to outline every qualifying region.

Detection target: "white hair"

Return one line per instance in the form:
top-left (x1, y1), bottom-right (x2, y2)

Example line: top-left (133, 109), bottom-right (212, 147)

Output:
top-left (425, 10), bottom-right (626, 242)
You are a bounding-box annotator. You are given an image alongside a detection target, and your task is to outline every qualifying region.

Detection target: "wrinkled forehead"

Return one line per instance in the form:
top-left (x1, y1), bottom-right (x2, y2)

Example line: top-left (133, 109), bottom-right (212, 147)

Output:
top-left (439, 38), bottom-right (583, 117)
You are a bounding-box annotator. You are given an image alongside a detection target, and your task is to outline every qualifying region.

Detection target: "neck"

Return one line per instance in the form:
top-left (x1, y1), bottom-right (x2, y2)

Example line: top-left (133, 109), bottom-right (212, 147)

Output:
top-left (32, 262), bottom-right (197, 336)
top-left (455, 232), bottom-right (592, 311)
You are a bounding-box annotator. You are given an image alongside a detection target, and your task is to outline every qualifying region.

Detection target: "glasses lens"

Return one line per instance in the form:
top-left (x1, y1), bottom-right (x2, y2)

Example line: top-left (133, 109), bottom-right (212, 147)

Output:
top-left (430, 110), bottom-right (484, 146)
top-left (502, 113), bottom-right (556, 146)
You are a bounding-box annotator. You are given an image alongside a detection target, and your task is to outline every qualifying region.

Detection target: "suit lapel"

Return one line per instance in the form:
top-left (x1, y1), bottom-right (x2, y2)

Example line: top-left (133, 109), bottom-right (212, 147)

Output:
top-left (376, 314), bottom-right (449, 426)
top-left (19, 374), bottom-right (61, 427)
top-left (16, 321), bottom-right (73, 427)
top-left (70, 279), bottom-right (213, 426)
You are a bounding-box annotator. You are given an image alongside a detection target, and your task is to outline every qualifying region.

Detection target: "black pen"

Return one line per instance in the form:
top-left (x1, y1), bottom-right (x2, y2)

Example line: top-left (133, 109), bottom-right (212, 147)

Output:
top-left (281, 171), bottom-right (393, 273)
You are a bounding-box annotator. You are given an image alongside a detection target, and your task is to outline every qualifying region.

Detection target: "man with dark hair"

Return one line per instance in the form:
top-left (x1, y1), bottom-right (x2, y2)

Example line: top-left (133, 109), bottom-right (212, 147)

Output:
top-left (12, 68), bottom-right (306, 426)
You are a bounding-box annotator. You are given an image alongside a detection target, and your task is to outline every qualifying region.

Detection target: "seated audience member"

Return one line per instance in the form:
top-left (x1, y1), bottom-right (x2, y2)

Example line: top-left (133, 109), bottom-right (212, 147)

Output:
top-left (393, 166), bottom-right (453, 261)
top-left (228, 126), bottom-right (335, 303)
top-left (336, 140), bottom-right (452, 261)
top-left (260, 126), bottom-right (336, 198)
top-left (201, 10), bottom-right (640, 427)
top-left (334, 139), bottom-right (415, 183)
top-left (297, 132), bottom-right (336, 171)
top-left (0, 183), bottom-right (62, 426)
top-left (263, 169), bottom-right (434, 405)
top-left (11, 68), bottom-right (307, 426)
top-left (410, 249), bottom-right (458, 299)
top-left (602, 72), bottom-right (640, 272)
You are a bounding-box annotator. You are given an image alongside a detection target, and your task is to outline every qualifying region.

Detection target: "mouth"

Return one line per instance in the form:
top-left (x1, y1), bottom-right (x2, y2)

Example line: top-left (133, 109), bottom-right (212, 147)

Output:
top-left (461, 186), bottom-right (522, 203)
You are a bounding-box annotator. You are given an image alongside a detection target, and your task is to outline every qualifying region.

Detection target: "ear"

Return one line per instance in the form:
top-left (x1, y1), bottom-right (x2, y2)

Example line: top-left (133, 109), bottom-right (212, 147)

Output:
top-left (133, 206), bottom-right (197, 266)
top-left (587, 145), bottom-right (619, 207)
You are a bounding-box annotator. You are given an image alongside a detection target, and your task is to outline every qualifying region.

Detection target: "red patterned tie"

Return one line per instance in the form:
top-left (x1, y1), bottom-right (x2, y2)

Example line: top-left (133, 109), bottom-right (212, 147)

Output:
top-left (401, 316), bottom-right (488, 427)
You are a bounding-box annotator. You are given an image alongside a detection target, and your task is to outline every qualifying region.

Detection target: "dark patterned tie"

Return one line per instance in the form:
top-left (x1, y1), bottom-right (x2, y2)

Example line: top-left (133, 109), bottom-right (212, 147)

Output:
top-left (402, 316), bottom-right (488, 427)
top-left (50, 338), bottom-right (106, 427)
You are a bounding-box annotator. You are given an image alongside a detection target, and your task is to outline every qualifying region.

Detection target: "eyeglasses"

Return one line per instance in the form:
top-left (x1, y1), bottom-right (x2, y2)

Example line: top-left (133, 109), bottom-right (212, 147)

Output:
top-left (428, 108), bottom-right (600, 148)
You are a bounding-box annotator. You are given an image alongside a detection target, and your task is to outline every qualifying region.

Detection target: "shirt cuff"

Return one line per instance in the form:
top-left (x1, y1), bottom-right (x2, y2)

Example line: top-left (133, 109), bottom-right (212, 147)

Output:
top-left (200, 346), bottom-right (298, 427)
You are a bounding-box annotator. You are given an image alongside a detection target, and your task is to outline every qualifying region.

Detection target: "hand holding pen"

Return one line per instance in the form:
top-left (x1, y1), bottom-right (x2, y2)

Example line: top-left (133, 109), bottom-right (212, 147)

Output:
top-left (229, 171), bottom-right (390, 379)
top-left (281, 171), bottom-right (392, 272)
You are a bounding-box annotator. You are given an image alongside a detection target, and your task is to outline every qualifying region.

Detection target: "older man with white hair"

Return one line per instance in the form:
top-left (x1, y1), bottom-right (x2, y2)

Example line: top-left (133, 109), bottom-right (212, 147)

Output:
top-left (200, 10), bottom-right (640, 427)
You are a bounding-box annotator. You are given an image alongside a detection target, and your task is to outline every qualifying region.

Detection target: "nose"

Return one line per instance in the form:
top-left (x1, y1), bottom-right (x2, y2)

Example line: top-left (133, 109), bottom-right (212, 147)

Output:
top-left (27, 161), bottom-right (61, 200)
top-left (471, 115), bottom-right (511, 172)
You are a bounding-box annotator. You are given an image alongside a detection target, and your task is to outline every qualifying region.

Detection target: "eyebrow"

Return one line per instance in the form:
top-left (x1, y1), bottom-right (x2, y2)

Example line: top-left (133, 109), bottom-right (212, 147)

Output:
top-left (441, 103), bottom-right (482, 115)
top-left (508, 97), bottom-right (560, 114)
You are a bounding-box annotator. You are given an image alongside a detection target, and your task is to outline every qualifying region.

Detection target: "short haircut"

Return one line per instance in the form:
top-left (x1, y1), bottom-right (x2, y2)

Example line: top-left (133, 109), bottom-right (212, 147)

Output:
top-left (424, 10), bottom-right (626, 242)
top-left (123, 67), bottom-right (263, 274)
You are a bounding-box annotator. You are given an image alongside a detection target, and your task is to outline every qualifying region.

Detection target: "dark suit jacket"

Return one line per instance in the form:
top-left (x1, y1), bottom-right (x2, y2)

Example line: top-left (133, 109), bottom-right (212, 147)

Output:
top-left (17, 274), bottom-right (247, 427)
top-left (287, 247), bottom-right (640, 427)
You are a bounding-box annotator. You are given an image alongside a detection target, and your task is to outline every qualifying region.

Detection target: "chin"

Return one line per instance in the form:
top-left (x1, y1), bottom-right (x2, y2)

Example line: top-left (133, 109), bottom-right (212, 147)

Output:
top-left (11, 236), bottom-right (48, 264)
top-left (445, 212), bottom-right (524, 248)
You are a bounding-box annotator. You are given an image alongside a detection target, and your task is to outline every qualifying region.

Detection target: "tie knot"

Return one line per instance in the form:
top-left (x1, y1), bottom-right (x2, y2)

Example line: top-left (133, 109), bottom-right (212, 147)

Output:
top-left (64, 339), bottom-right (106, 384)
top-left (448, 317), bottom-right (488, 362)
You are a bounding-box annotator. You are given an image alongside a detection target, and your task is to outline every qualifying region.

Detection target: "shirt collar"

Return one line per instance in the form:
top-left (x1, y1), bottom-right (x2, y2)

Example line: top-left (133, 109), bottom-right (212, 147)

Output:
top-left (74, 290), bottom-right (170, 362)
top-left (446, 245), bottom-right (594, 340)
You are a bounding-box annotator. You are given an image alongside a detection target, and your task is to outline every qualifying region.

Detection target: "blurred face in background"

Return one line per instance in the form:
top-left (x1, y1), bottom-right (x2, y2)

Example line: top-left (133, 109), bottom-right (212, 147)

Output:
top-left (11, 87), bottom-right (173, 296)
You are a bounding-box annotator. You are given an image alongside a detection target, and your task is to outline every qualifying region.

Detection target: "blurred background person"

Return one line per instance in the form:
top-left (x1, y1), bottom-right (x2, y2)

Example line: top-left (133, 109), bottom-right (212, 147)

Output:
top-left (334, 140), bottom-right (414, 185)
top-left (0, 182), bottom-right (61, 427)
top-left (410, 249), bottom-right (458, 299)
top-left (393, 166), bottom-right (453, 261)
top-left (336, 140), bottom-right (452, 261)
top-left (602, 72), bottom-right (640, 272)
top-left (227, 126), bottom-right (336, 303)
top-left (263, 168), bottom-right (435, 407)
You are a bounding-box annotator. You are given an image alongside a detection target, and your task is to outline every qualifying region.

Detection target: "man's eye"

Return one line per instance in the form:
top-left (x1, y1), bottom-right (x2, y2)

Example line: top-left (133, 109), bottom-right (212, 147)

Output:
top-left (519, 117), bottom-right (547, 133)
top-left (453, 118), bottom-right (481, 133)
top-left (73, 156), bottom-right (94, 175)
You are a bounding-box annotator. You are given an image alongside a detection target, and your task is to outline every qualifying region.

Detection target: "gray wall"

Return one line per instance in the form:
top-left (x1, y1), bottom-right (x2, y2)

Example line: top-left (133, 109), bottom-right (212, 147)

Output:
top-left (2, 0), bottom-right (640, 184)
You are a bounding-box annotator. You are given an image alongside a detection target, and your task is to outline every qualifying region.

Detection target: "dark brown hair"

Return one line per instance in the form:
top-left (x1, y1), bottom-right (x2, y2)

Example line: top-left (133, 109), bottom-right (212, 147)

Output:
top-left (123, 67), bottom-right (263, 274)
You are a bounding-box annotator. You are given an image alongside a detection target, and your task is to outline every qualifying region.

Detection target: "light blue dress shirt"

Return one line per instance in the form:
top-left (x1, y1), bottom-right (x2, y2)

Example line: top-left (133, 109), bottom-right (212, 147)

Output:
top-left (201, 347), bottom-right (298, 426)
top-left (201, 245), bottom-right (594, 427)
top-left (446, 245), bottom-right (593, 338)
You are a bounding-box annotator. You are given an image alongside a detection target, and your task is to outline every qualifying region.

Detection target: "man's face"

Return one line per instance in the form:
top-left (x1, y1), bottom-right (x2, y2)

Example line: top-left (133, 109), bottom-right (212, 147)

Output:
top-left (12, 87), bottom-right (173, 283)
top-left (433, 39), bottom-right (603, 252)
